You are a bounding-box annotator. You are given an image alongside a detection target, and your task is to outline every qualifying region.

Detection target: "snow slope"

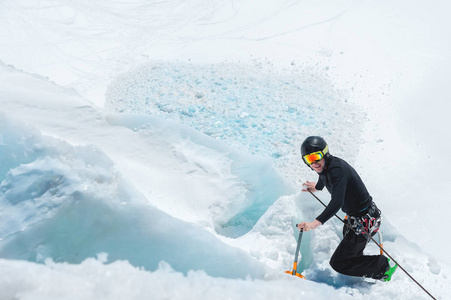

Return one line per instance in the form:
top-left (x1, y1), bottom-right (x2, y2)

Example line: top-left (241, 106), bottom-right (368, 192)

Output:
top-left (1, 0), bottom-right (451, 299)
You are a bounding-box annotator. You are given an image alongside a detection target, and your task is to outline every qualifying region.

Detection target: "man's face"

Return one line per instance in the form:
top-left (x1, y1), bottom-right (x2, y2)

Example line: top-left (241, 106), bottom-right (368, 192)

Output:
top-left (310, 158), bottom-right (325, 173)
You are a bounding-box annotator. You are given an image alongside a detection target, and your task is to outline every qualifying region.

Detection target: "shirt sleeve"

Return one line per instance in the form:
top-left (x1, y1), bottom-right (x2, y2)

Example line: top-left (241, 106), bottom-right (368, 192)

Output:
top-left (316, 168), bottom-right (347, 224)
top-left (315, 179), bottom-right (324, 191)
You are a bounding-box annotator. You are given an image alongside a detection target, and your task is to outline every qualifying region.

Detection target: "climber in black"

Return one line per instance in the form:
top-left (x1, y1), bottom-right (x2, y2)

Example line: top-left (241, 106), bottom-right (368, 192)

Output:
top-left (297, 136), bottom-right (397, 281)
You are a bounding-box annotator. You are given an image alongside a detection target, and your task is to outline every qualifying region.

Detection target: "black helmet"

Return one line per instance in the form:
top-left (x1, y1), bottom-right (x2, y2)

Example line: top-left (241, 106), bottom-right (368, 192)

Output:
top-left (300, 136), bottom-right (329, 164)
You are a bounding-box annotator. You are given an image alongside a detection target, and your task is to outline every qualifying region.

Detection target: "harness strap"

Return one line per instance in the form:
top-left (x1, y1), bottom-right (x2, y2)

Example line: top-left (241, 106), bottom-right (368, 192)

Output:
top-left (346, 209), bottom-right (381, 236)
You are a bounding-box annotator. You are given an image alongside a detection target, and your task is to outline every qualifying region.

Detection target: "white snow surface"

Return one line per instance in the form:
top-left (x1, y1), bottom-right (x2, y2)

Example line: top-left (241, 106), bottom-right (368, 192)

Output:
top-left (1, 0), bottom-right (451, 299)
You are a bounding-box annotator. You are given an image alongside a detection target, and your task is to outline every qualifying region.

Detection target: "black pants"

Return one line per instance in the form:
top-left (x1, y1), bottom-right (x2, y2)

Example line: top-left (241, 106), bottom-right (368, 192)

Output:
top-left (330, 216), bottom-right (388, 279)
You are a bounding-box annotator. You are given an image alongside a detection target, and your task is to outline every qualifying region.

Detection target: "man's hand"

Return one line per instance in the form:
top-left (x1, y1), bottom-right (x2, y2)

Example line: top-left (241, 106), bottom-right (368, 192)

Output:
top-left (297, 220), bottom-right (322, 232)
top-left (302, 180), bottom-right (317, 192)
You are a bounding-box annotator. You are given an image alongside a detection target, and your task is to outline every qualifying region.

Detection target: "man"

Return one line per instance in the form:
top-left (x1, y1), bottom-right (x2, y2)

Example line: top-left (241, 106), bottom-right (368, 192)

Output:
top-left (297, 136), bottom-right (397, 281)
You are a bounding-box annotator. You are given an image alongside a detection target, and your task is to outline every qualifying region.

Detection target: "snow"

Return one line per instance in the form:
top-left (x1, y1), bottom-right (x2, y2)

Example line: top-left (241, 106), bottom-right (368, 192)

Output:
top-left (1, 0), bottom-right (451, 299)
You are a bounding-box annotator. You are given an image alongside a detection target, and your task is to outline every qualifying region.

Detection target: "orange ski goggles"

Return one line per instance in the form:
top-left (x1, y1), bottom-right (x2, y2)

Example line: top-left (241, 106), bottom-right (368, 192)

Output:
top-left (302, 145), bottom-right (328, 165)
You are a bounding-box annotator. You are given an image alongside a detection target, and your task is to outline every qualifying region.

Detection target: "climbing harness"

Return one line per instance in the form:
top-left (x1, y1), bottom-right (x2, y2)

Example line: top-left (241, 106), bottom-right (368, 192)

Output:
top-left (346, 212), bottom-right (381, 236)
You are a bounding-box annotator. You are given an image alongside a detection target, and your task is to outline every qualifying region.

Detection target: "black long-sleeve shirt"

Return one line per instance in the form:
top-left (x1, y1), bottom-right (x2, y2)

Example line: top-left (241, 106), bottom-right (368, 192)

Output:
top-left (315, 155), bottom-right (373, 224)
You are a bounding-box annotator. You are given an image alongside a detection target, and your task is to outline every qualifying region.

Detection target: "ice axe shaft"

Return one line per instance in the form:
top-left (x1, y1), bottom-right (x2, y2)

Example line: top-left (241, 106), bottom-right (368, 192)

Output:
top-left (285, 227), bottom-right (306, 279)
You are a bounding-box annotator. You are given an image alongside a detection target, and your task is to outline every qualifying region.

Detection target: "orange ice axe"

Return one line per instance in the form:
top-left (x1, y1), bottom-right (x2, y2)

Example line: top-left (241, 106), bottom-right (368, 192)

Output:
top-left (285, 227), bottom-right (306, 279)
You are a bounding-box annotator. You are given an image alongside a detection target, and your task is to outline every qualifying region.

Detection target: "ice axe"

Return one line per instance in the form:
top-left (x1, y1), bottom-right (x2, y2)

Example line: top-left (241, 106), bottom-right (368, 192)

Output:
top-left (285, 227), bottom-right (306, 279)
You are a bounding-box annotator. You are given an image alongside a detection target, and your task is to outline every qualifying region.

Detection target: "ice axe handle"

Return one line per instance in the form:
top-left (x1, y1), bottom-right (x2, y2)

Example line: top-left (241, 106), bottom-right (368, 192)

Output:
top-left (292, 228), bottom-right (303, 268)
